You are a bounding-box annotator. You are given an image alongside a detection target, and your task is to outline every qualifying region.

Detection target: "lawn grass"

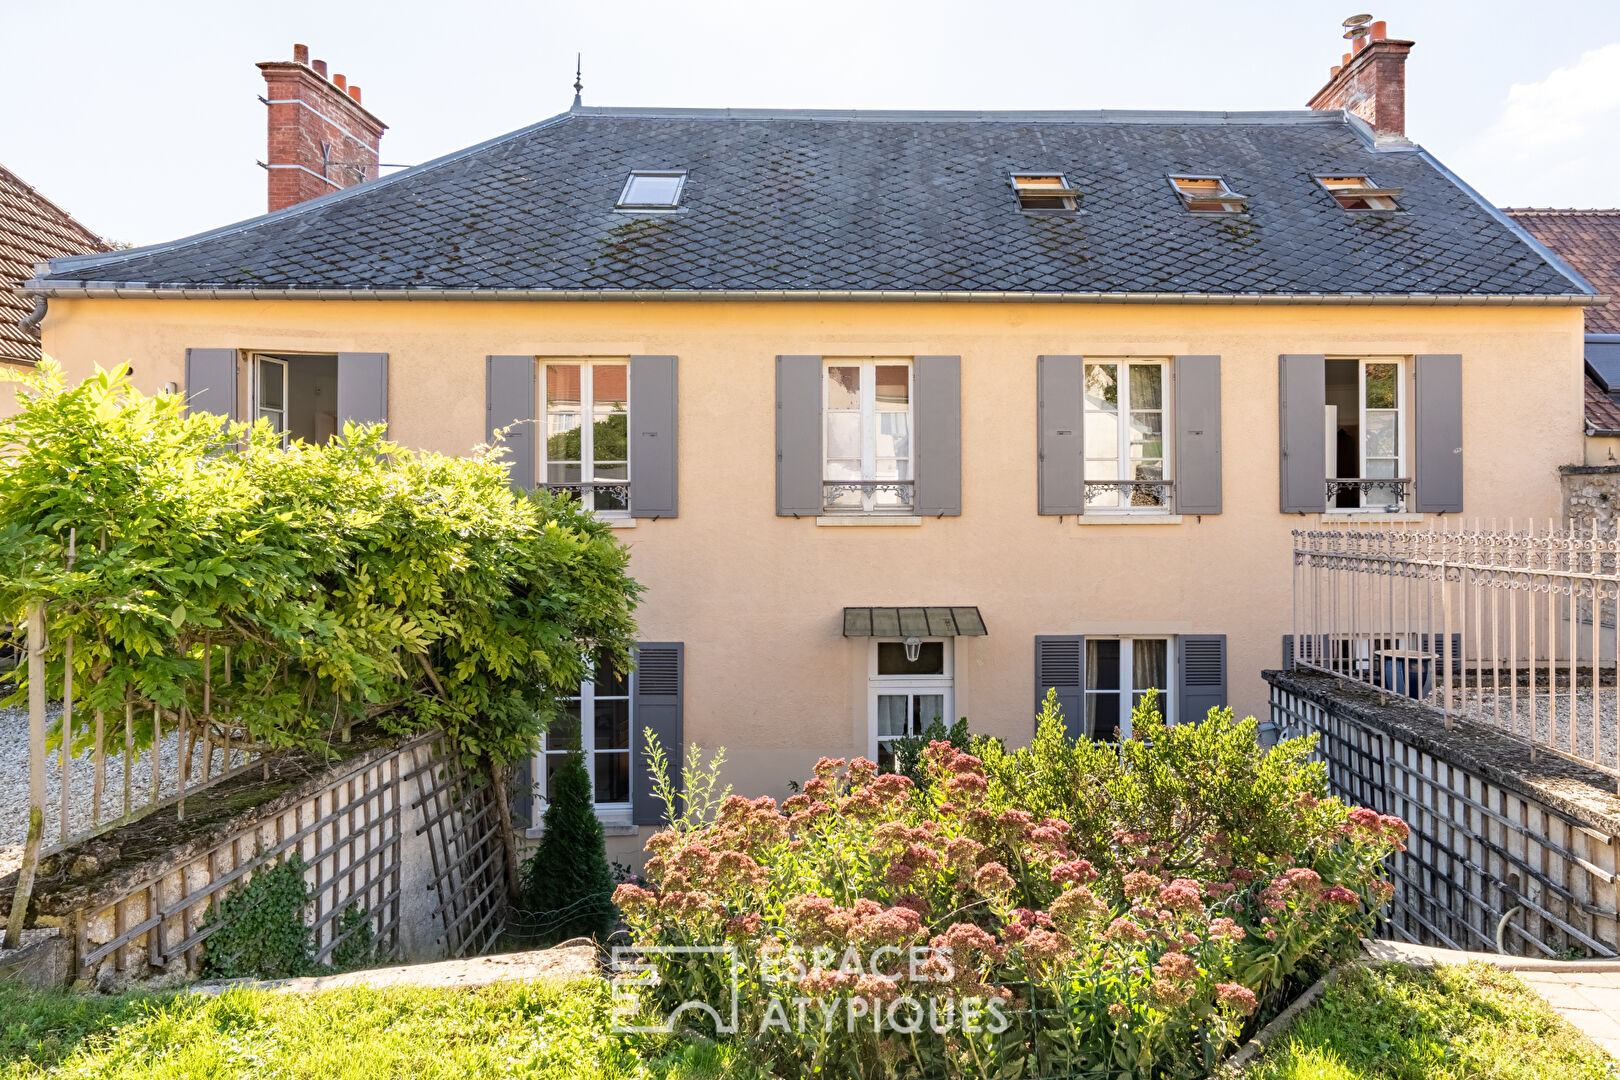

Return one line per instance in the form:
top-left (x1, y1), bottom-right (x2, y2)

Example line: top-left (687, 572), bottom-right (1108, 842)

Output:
top-left (1251, 962), bottom-right (1615, 1080)
top-left (0, 979), bottom-right (762, 1080)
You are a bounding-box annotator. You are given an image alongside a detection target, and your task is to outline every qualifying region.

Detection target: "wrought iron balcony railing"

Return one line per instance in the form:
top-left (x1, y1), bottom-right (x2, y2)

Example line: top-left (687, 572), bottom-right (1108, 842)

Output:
top-left (1083, 479), bottom-right (1174, 509)
top-left (1325, 477), bottom-right (1411, 512)
top-left (822, 480), bottom-right (915, 512)
top-left (543, 482), bottom-right (632, 508)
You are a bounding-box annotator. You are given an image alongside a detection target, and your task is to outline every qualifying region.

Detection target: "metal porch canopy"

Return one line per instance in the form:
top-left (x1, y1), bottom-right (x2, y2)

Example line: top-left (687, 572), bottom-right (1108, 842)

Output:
top-left (842, 607), bottom-right (987, 637)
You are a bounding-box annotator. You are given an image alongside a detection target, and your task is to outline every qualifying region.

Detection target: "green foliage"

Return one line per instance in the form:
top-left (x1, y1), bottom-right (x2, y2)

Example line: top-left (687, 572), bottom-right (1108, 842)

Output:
top-left (618, 697), bottom-right (1404, 1080)
top-left (0, 978), bottom-right (765, 1080)
top-left (200, 856), bottom-right (316, 980)
top-left (329, 906), bottom-right (377, 972)
top-left (1252, 963), bottom-right (1614, 1080)
top-left (975, 689), bottom-right (1343, 891)
top-left (0, 362), bottom-right (641, 767)
top-left (887, 714), bottom-right (971, 786)
top-left (519, 750), bottom-right (616, 944)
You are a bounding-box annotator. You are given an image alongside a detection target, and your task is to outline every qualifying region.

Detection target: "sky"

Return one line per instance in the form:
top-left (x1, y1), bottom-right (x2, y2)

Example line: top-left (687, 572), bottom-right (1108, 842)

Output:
top-left (3, 0), bottom-right (1618, 247)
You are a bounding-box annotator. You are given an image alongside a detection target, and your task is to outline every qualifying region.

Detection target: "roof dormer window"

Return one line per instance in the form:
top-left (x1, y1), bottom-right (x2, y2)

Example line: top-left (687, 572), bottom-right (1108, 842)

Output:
top-left (1169, 175), bottom-right (1248, 214)
top-left (617, 171), bottom-right (686, 210)
top-left (1317, 175), bottom-right (1402, 211)
top-left (1010, 173), bottom-right (1078, 211)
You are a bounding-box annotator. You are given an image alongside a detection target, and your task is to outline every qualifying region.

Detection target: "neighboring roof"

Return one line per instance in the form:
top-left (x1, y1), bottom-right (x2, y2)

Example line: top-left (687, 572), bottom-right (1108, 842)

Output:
top-left (1, 164), bottom-right (107, 362)
top-left (1503, 209), bottom-right (1620, 434)
top-left (31, 107), bottom-right (1596, 302)
top-left (1503, 209), bottom-right (1620, 332)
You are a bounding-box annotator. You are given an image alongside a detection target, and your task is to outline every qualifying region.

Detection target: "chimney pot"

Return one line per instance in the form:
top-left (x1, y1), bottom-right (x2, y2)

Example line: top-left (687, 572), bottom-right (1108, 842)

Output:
top-left (1331, 64), bottom-right (1342, 78)
top-left (313, 58), bottom-right (328, 77)
top-left (333, 73), bottom-right (347, 90)
top-left (293, 43), bottom-right (309, 65)
top-left (1369, 19), bottom-right (1387, 40)
top-left (1342, 52), bottom-right (1352, 65)
top-left (1353, 34), bottom-right (1368, 53)
top-left (348, 85), bottom-right (362, 103)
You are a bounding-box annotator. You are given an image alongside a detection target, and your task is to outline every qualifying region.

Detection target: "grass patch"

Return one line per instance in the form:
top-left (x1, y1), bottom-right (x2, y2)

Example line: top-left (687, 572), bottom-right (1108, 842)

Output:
top-left (0, 979), bottom-right (763, 1080)
top-left (1252, 962), bottom-right (1614, 1080)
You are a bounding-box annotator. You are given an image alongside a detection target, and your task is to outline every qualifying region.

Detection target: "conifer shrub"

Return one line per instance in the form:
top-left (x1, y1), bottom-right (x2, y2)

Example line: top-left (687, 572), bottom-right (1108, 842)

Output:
top-left (520, 749), bottom-right (617, 944)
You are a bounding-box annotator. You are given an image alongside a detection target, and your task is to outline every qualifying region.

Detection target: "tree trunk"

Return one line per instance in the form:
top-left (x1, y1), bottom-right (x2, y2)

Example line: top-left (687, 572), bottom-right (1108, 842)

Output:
top-left (489, 759), bottom-right (524, 903)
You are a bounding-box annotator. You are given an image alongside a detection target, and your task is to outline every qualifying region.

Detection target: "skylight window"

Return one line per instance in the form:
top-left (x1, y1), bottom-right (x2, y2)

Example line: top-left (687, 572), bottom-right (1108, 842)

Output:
top-left (1010, 173), bottom-right (1078, 211)
top-left (1169, 175), bottom-right (1248, 214)
top-left (1317, 175), bottom-right (1402, 211)
top-left (617, 171), bottom-right (686, 210)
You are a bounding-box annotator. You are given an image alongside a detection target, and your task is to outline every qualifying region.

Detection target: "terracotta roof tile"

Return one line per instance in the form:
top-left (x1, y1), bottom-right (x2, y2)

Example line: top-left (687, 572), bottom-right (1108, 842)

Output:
top-left (0, 164), bottom-right (107, 364)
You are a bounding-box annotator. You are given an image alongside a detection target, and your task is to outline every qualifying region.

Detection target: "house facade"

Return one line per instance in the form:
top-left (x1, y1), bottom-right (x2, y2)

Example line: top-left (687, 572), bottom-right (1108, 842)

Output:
top-left (16, 31), bottom-right (1601, 852)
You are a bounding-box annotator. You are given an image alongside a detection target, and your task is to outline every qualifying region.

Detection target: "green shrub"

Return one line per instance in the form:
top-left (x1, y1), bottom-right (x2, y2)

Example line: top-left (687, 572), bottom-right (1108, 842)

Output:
top-left (200, 856), bottom-right (316, 980)
top-left (0, 361), bottom-right (641, 768)
top-left (614, 695), bottom-right (1406, 1080)
top-left (519, 749), bottom-right (616, 944)
top-left (887, 714), bottom-right (972, 786)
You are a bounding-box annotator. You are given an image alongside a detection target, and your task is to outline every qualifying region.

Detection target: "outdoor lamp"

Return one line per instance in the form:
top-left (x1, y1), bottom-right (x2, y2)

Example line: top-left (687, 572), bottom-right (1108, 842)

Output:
top-left (904, 636), bottom-right (922, 663)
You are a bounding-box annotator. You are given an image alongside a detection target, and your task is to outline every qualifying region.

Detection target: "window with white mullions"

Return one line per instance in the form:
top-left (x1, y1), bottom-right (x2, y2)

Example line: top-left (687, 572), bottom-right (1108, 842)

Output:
top-left (1084, 359), bottom-right (1170, 510)
top-left (538, 653), bottom-right (632, 812)
top-left (867, 638), bottom-right (952, 770)
top-left (1085, 637), bottom-right (1173, 739)
top-left (256, 356), bottom-right (288, 440)
top-left (824, 359), bottom-right (913, 513)
top-left (1326, 356), bottom-right (1407, 511)
top-left (544, 361), bottom-right (630, 514)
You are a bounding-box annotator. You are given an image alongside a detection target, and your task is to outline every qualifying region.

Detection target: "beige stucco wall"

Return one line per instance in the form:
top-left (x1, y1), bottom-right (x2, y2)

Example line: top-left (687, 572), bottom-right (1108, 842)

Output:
top-left (24, 298), bottom-right (1587, 833)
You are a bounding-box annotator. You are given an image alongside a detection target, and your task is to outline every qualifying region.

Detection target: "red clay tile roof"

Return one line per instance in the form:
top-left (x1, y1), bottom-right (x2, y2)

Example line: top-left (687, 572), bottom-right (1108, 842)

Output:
top-left (0, 164), bottom-right (107, 364)
top-left (1503, 208), bottom-right (1620, 433)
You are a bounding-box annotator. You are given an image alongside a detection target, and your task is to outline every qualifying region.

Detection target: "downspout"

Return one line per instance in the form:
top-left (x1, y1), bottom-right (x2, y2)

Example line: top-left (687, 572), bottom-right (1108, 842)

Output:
top-left (17, 297), bottom-right (47, 336)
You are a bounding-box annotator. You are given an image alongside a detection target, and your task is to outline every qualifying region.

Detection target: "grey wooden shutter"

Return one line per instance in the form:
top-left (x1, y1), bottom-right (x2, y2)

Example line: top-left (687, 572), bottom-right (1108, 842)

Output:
top-left (1278, 354), bottom-right (1327, 513)
top-left (486, 356), bottom-right (536, 490)
top-left (1179, 634), bottom-right (1228, 723)
top-left (632, 642), bottom-right (684, 826)
top-left (1034, 635), bottom-right (1086, 740)
top-left (183, 348), bottom-right (238, 423)
top-left (630, 355), bottom-right (679, 518)
top-left (1038, 355), bottom-right (1085, 515)
top-left (1174, 355), bottom-right (1222, 515)
top-left (1413, 354), bottom-right (1463, 514)
top-left (914, 355), bottom-right (962, 516)
top-left (336, 352), bottom-right (389, 430)
top-left (776, 355), bottom-right (823, 516)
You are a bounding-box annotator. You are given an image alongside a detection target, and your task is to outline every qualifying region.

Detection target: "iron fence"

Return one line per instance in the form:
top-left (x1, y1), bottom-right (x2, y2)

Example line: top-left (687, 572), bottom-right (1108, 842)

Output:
top-left (1291, 519), bottom-right (1620, 784)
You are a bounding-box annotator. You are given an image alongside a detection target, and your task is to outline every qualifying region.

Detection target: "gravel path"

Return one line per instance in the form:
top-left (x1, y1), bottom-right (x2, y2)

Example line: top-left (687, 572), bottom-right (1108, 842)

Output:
top-left (1, 704), bottom-right (251, 877)
top-left (1450, 686), bottom-right (1620, 770)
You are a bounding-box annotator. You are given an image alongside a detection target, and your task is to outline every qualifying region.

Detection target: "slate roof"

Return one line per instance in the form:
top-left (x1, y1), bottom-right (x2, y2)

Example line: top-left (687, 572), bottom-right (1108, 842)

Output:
top-left (0, 164), bottom-right (106, 362)
top-left (1503, 209), bottom-right (1620, 434)
top-left (32, 107), bottom-right (1594, 300)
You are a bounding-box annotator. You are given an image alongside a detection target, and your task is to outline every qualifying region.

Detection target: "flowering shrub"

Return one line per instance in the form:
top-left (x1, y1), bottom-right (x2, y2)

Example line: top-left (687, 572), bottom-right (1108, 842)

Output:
top-left (613, 694), bottom-right (1407, 1079)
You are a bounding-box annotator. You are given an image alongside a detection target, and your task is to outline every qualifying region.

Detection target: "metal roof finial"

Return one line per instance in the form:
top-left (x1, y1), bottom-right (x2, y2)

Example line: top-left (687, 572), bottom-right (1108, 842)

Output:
top-left (572, 54), bottom-right (583, 110)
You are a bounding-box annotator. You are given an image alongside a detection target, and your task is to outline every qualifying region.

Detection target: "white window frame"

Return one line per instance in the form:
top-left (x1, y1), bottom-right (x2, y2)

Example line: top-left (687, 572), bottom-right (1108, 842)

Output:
top-left (1327, 355), bottom-right (1407, 512)
top-left (542, 360), bottom-right (631, 517)
top-left (616, 170), bottom-right (686, 211)
top-left (1085, 635), bottom-right (1176, 739)
top-left (1083, 357), bottom-right (1173, 513)
top-left (253, 355), bottom-right (289, 444)
top-left (533, 670), bottom-right (634, 827)
top-left (866, 638), bottom-right (954, 765)
top-left (823, 359), bottom-right (914, 514)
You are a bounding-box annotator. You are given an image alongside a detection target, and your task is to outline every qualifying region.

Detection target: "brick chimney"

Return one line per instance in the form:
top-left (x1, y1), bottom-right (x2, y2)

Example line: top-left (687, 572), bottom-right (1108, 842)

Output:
top-left (1307, 19), bottom-right (1415, 142)
top-left (258, 44), bottom-right (388, 213)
